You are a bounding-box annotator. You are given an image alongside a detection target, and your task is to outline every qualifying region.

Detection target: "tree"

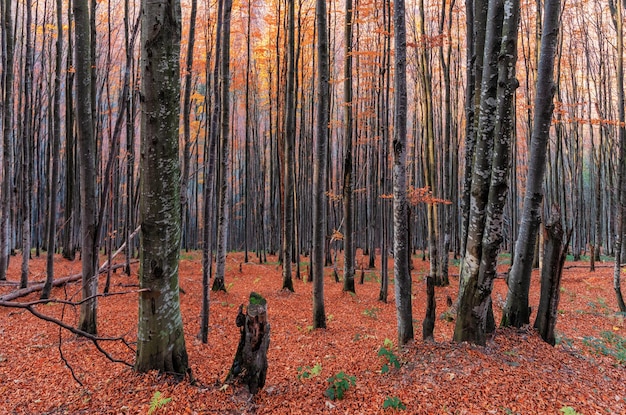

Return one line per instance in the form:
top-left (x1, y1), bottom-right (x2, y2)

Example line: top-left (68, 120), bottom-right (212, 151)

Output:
top-left (609, 0), bottom-right (626, 312)
top-left (42, 0), bottom-right (64, 300)
top-left (135, 0), bottom-right (188, 375)
top-left (342, 0), bottom-right (355, 294)
top-left (393, 0), bottom-right (414, 345)
top-left (454, 0), bottom-right (520, 344)
top-left (312, 0), bottom-right (330, 329)
top-left (212, 0), bottom-right (234, 293)
top-left (282, 0), bottom-right (296, 292)
top-left (501, 0), bottom-right (562, 327)
top-left (0, 0), bottom-right (15, 282)
top-left (19, 0), bottom-right (34, 290)
top-left (181, 0), bottom-right (198, 251)
top-left (75, 0), bottom-right (99, 335)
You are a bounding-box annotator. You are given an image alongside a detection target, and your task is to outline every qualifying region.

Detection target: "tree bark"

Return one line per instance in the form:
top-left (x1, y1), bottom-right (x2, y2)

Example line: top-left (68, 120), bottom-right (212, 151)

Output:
top-left (225, 293), bottom-right (270, 394)
top-left (75, 0), bottom-right (99, 335)
top-left (282, 0), bottom-right (296, 292)
top-left (213, 0), bottom-right (234, 293)
top-left (312, 0), bottom-right (330, 329)
top-left (534, 207), bottom-right (570, 345)
top-left (342, 0), bottom-right (355, 294)
top-left (393, 0), bottom-right (414, 345)
top-left (42, 0), bottom-right (64, 300)
top-left (610, 0), bottom-right (626, 312)
top-left (135, 0), bottom-right (189, 376)
top-left (502, 0), bottom-right (561, 327)
top-left (0, 0), bottom-right (15, 281)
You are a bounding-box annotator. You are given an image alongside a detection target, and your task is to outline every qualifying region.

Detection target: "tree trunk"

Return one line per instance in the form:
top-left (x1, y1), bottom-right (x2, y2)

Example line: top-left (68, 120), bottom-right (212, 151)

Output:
top-left (20, 0), bottom-right (34, 290)
top-left (610, 0), bottom-right (626, 312)
top-left (393, 0), bottom-right (413, 345)
top-left (225, 293), bottom-right (270, 394)
top-left (75, 0), bottom-right (99, 335)
top-left (135, 0), bottom-right (188, 376)
top-left (180, 0), bottom-right (198, 251)
top-left (342, 0), bottom-right (355, 294)
top-left (453, 0), bottom-right (505, 345)
top-left (282, 0), bottom-right (296, 292)
top-left (312, 0), bottom-right (330, 329)
top-left (534, 207), bottom-right (570, 345)
top-left (502, 0), bottom-right (561, 327)
top-left (0, 0), bottom-right (15, 281)
top-left (213, 0), bottom-right (234, 293)
top-left (42, 0), bottom-right (64, 300)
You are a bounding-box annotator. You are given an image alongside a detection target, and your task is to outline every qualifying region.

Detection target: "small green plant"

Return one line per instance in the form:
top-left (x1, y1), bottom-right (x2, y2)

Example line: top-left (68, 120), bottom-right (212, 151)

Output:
top-left (583, 331), bottom-right (626, 365)
top-left (383, 396), bottom-right (406, 410)
top-left (297, 363), bottom-right (322, 380)
top-left (363, 307), bottom-right (380, 319)
top-left (324, 371), bottom-right (356, 400)
top-left (148, 391), bottom-right (172, 415)
top-left (559, 406), bottom-right (583, 415)
top-left (378, 338), bottom-right (401, 374)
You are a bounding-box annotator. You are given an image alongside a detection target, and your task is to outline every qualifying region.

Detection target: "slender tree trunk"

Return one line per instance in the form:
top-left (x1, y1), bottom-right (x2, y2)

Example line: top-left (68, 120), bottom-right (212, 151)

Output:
top-left (20, 0), bottom-right (34, 289)
top-left (0, 0), bottom-right (15, 281)
top-left (213, 0), bottom-right (234, 292)
top-left (312, 0), bottom-right (330, 329)
top-left (181, 0), bottom-right (198, 251)
top-left (282, 0), bottom-right (296, 292)
top-left (393, 0), bottom-right (414, 345)
top-left (502, 0), bottom-right (561, 327)
top-left (135, 0), bottom-right (189, 375)
top-left (62, 0), bottom-right (77, 261)
top-left (610, 0), bottom-right (626, 312)
top-left (42, 0), bottom-right (64, 300)
top-left (75, 0), bottom-right (99, 335)
top-left (342, 0), bottom-right (355, 293)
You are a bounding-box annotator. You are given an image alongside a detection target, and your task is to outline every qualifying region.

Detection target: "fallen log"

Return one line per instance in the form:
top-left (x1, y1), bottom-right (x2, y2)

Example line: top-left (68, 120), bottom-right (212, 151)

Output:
top-left (0, 262), bottom-right (132, 302)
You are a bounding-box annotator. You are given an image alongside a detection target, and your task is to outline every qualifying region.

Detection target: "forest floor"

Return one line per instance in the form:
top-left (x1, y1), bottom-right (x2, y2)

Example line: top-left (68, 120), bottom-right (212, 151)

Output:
top-left (0, 250), bottom-right (625, 414)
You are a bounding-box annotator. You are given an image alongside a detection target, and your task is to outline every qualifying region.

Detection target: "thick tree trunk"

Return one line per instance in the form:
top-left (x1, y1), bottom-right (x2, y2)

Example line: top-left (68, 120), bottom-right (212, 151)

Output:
top-left (225, 293), bottom-right (270, 394)
top-left (135, 0), bottom-right (188, 376)
top-left (534, 207), bottom-right (570, 345)
top-left (453, 0), bottom-right (505, 345)
top-left (502, 0), bottom-right (561, 327)
top-left (75, 0), bottom-right (99, 335)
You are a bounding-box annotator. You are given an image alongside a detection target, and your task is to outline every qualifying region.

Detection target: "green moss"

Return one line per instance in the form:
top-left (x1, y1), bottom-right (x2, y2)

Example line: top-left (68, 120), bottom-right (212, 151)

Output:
top-left (249, 292), bottom-right (267, 306)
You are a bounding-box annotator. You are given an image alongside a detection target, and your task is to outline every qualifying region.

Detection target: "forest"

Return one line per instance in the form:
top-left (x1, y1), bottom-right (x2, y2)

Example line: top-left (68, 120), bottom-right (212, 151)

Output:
top-left (1, 0), bottom-right (626, 413)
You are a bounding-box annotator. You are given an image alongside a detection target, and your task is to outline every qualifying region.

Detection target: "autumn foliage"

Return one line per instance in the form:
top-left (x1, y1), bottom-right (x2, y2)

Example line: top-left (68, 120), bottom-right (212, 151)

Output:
top-left (1, 252), bottom-right (625, 414)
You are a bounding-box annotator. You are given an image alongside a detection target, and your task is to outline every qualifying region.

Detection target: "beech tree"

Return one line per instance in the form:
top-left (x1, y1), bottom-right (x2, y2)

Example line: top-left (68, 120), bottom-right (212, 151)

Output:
top-left (393, 0), bottom-right (414, 345)
top-left (75, 0), bottom-right (99, 335)
top-left (312, 0), bottom-right (330, 329)
top-left (502, 0), bottom-right (562, 327)
top-left (135, 0), bottom-right (188, 375)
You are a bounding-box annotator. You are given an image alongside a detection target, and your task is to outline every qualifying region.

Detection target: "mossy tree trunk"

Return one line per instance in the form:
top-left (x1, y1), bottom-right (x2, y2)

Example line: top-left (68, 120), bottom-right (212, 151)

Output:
top-left (135, 0), bottom-right (188, 376)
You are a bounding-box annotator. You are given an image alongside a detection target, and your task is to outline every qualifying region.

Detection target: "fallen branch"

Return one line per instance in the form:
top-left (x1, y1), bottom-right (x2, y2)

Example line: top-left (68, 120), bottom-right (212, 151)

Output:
top-left (0, 262), bottom-right (134, 302)
top-left (0, 298), bottom-right (134, 367)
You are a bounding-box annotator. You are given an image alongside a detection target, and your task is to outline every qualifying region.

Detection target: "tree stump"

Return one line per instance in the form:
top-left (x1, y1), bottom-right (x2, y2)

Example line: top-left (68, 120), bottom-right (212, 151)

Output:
top-left (225, 292), bottom-right (270, 394)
